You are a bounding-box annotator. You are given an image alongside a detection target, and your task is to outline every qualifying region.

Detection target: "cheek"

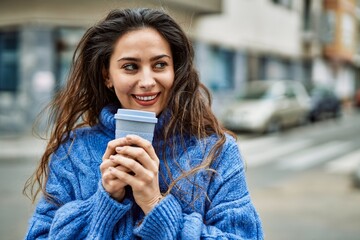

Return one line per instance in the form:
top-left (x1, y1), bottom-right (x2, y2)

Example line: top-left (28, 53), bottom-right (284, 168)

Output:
top-left (112, 76), bottom-right (134, 94)
top-left (162, 77), bottom-right (174, 101)
top-left (114, 83), bottom-right (132, 94)
top-left (113, 83), bottom-right (134, 104)
top-left (165, 72), bottom-right (175, 90)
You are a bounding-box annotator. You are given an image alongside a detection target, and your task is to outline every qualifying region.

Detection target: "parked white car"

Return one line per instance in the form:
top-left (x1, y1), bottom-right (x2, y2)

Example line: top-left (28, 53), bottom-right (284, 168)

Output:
top-left (221, 80), bottom-right (311, 134)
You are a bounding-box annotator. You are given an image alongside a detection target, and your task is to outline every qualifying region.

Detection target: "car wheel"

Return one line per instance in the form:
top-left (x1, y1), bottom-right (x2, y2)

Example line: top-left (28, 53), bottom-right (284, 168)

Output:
top-left (352, 166), bottom-right (360, 189)
top-left (298, 115), bottom-right (309, 126)
top-left (333, 108), bottom-right (342, 119)
top-left (265, 118), bottom-right (281, 134)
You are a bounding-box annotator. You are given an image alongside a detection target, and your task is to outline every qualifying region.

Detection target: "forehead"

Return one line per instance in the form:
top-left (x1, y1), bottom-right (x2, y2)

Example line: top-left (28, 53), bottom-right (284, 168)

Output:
top-left (114, 27), bottom-right (171, 53)
top-left (121, 27), bottom-right (164, 39)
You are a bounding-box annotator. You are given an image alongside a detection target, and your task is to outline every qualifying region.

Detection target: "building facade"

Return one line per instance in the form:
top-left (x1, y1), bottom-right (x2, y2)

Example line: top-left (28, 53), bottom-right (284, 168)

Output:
top-left (313, 0), bottom-right (359, 107)
top-left (194, 0), bottom-right (360, 116)
top-left (1, 0), bottom-right (359, 133)
top-left (0, 0), bottom-right (222, 133)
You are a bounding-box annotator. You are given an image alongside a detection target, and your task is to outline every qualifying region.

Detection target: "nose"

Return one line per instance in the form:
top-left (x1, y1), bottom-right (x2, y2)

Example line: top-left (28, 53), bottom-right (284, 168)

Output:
top-left (138, 68), bottom-right (156, 90)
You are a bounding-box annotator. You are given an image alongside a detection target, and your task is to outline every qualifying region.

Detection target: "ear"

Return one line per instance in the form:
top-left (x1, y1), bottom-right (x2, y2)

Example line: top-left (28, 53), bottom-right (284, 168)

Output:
top-left (105, 79), bottom-right (113, 89)
top-left (102, 67), bottom-right (112, 88)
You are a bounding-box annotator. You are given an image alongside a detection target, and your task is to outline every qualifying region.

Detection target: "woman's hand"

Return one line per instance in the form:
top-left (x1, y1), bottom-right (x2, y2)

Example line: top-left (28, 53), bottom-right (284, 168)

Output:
top-left (101, 138), bottom-right (130, 202)
top-left (108, 135), bottom-right (162, 215)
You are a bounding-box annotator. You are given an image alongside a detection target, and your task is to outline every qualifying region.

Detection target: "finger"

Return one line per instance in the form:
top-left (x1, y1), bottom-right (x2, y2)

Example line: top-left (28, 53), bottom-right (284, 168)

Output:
top-left (124, 135), bottom-right (158, 161)
top-left (109, 166), bottom-right (140, 188)
top-left (102, 166), bottom-right (117, 181)
top-left (101, 155), bottom-right (133, 173)
top-left (102, 138), bottom-right (128, 161)
top-left (115, 165), bottom-right (132, 173)
top-left (100, 159), bottom-right (117, 173)
top-left (102, 168), bottom-right (128, 200)
top-left (111, 156), bottom-right (156, 185)
top-left (115, 146), bottom-right (157, 171)
top-left (110, 154), bottom-right (145, 176)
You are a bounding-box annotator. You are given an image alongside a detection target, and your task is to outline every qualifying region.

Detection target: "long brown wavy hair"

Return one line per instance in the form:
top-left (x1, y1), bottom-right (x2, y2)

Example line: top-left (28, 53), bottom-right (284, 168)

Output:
top-left (24, 8), bottom-right (235, 203)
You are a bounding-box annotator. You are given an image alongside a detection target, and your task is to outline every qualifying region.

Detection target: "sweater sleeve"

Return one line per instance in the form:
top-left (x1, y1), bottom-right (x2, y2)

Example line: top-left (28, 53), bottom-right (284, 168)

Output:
top-left (24, 144), bottom-right (133, 240)
top-left (133, 142), bottom-right (264, 240)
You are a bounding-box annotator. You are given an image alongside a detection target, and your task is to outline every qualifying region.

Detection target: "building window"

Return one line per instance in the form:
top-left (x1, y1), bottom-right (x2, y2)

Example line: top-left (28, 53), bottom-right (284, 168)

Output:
top-left (209, 46), bottom-right (234, 91)
top-left (55, 28), bottom-right (85, 90)
top-left (320, 10), bottom-right (336, 44)
top-left (259, 56), bottom-right (293, 80)
top-left (303, 0), bottom-right (312, 31)
top-left (271, 0), bottom-right (293, 9)
top-left (195, 42), bottom-right (235, 92)
top-left (0, 30), bottom-right (19, 92)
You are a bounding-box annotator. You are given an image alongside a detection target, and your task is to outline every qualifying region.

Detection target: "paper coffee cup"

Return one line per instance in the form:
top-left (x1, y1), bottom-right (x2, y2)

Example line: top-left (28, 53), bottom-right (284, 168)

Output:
top-left (114, 109), bottom-right (158, 142)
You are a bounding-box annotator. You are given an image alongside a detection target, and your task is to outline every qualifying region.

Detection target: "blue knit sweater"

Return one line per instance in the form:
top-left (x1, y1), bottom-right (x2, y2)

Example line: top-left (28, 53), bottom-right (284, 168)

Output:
top-left (25, 105), bottom-right (263, 239)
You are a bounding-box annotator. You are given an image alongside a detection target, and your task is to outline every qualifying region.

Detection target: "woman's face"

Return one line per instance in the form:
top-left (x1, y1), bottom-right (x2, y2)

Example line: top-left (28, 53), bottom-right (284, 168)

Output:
top-left (106, 27), bottom-right (174, 115)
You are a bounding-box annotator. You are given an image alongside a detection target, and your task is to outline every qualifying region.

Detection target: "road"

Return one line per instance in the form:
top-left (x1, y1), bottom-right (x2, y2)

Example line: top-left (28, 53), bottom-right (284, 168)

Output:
top-left (0, 133), bottom-right (45, 240)
top-left (238, 109), bottom-right (360, 240)
top-left (0, 110), bottom-right (359, 239)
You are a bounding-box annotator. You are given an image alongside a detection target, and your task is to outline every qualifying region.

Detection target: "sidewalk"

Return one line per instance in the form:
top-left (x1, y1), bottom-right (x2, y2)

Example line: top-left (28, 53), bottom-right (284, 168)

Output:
top-left (0, 131), bottom-right (46, 161)
top-left (252, 169), bottom-right (360, 240)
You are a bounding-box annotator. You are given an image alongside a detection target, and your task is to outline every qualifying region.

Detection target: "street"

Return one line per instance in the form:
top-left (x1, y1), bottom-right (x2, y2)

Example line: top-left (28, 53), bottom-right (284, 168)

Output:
top-left (0, 110), bottom-right (360, 239)
top-left (241, 109), bottom-right (360, 240)
top-left (0, 132), bottom-right (45, 240)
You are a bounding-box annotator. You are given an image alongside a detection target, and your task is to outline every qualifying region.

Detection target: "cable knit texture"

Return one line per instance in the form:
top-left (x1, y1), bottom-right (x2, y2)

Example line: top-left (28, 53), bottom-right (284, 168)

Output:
top-left (25, 104), bottom-right (264, 239)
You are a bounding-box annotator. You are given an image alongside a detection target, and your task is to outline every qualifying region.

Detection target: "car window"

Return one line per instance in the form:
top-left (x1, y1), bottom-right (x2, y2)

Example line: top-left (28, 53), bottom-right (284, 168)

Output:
top-left (285, 87), bottom-right (296, 98)
top-left (266, 82), bottom-right (286, 99)
top-left (237, 82), bottom-right (270, 100)
top-left (287, 92), bottom-right (296, 98)
top-left (237, 81), bottom-right (302, 100)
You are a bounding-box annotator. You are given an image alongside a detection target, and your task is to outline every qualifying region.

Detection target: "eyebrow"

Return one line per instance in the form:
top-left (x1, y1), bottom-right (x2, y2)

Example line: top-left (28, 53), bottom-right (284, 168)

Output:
top-left (117, 54), bottom-right (171, 62)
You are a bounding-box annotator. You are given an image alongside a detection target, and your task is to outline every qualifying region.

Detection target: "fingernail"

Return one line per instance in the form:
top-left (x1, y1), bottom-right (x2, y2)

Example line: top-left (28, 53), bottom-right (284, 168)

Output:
top-left (116, 147), bottom-right (122, 152)
top-left (126, 134), bottom-right (134, 139)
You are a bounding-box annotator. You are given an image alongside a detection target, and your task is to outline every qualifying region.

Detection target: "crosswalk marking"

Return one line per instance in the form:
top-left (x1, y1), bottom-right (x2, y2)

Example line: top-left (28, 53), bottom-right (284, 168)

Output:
top-left (277, 141), bottom-right (354, 171)
top-left (238, 135), bottom-right (279, 154)
top-left (243, 139), bottom-right (313, 167)
top-left (325, 149), bottom-right (360, 174)
top-left (238, 134), bottom-right (359, 174)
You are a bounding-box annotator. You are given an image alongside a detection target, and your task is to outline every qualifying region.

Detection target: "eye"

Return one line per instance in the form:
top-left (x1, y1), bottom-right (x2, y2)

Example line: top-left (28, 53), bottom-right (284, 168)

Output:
top-left (154, 62), bottom-right (168, 69)
top-left (122, 63), bottom-right (138, 71)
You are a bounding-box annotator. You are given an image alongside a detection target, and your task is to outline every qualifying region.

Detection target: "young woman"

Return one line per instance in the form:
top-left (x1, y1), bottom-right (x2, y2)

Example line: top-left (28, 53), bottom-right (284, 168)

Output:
top-left (24, 8), bottom-right (263, 239)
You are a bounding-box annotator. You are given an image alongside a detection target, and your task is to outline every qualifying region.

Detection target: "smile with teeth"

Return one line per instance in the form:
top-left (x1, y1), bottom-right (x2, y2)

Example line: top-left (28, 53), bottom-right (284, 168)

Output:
top-left (133, 94), bottom-right (158, 101)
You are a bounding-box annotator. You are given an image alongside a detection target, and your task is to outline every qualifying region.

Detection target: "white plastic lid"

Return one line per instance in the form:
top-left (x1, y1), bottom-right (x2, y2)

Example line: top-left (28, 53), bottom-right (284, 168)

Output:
top-left (114, 109), bottom-right (158, 123)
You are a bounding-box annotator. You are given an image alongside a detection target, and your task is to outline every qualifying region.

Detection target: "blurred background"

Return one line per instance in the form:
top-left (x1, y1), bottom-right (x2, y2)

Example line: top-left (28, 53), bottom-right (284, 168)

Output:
top-left (0, 0), bottom-right (360, 239)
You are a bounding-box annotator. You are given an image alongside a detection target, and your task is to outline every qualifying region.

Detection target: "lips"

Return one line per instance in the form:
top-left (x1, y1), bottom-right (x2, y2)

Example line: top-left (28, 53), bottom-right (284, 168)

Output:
top-left (132, 93), bottom-right (160, 106)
